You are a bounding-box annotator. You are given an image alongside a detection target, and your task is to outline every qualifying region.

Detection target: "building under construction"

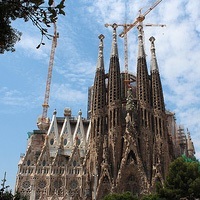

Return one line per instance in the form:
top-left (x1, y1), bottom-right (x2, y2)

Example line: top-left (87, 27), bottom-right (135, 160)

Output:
top-left (15, 10), bottom-right (195, 200)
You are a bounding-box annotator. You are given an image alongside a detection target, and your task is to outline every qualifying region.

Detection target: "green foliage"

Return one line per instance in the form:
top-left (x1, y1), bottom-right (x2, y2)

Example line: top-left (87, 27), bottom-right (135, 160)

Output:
top-left (13, 191), bottom-right (28, 200)
top-left (140, 194), bottom-right (162, 200)
top-left (0, 0), bottom-right (65, 53)
top-left (0, 191), bottom-right (28, 200)
top-left (102, 192), bottom-right (166, 200)
top-left (0, 173), bottom-right (27, 200)
top-left (102, 191), bottom-right (138, 200)
top-left (0, 191), bottom-right (13, 200)
top-left (0, 16), bottom-right (22, 53)
top-left (158, 157), bottom-right (200, 200)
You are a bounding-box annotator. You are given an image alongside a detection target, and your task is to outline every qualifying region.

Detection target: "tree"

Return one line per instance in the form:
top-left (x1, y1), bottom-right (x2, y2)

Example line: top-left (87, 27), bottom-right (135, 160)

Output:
top-left (0, 0), bottom-right (65, 53)
top-left (140, 194), bottom-right (162, 200)
top-left (0, 191), bottom-right (27, 200)
top-left (102, 191), bottom-right (138, 200)
top-left (0, 191), bottom-right (13, 200)
top-left (13, 191), bottom-right (28, 200)
top-left (0, 172), bottom-right (27, 200)
top-left (158, 156), bottom-right (200, 200)
top-left (102, 192), bottom-right (164, 200)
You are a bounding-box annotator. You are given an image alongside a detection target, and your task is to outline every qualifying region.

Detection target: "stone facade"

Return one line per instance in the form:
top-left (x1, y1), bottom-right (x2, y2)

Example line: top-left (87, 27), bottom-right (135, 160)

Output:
top-left (15, 24), bottom-right (195, 200)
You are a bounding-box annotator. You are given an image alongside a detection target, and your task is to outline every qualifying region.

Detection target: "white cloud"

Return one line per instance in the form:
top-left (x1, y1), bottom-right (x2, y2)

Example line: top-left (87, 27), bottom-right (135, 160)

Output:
top-left (16, 34), bottom-right (51, 60)
top-left (0, 87), bottom-right (24, 106)
top-left (51, 83), bottom-right (87, 104)
top-left (0, 86), bottom-right (40, 113)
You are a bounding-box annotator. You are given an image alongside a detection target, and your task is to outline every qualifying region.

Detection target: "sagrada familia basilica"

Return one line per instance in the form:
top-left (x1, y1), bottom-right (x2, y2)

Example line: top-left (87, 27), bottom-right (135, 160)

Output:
top-left (15, 23), bottom-right (195, 199)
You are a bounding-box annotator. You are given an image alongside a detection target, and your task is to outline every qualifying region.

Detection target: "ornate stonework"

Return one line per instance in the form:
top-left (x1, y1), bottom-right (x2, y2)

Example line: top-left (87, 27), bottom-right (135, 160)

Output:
top-left (15, 26), bottom-right (195, 200)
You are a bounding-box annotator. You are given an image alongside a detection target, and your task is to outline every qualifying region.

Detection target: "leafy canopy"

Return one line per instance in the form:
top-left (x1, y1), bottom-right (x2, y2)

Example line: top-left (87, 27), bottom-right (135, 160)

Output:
top-left (102, 191), bottom-right (138, 200)
top-left (102, 192), bottom-right (163, 200)
top-left (0, 172), bottom-right (27, 200)
top-left (158, 156), bottom-right (200, 200)
top-left (0, 0), bottom-right (65, 53)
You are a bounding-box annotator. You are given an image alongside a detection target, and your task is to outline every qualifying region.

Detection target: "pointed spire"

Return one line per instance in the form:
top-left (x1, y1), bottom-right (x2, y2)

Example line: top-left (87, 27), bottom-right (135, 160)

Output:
top-left (149, 36), bottom-right (159, 72)
top-left (187, 130), bottom-right (195, 156)
top-left (47, 109), bottom-right (58, 139)
top-left (137, 25), bottom-right (145, 58)
top-left (150, 36), bottom-right (165, 112)
top-left (97, 34), bottom-right (105, 70)
top-left (111, 23), bottom-right (118, 57)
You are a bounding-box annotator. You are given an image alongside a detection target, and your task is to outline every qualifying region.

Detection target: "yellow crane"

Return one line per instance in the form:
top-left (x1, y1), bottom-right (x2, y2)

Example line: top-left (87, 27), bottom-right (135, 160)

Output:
top-left (116, 0), bottom-right (164, 84)
top-left (119, 0), bottom-right (163, 37)
top-left (37, 20), bottom-right (59, 130)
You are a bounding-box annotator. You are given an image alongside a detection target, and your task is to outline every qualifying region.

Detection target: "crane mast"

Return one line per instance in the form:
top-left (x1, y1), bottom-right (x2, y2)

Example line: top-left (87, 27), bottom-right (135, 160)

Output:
top-left (37, 21), bottom-right (58, 130)
top-left (42, 22), bottom-right (58, 119)
top-left (117, 0), bottom-right (163, 81)
top-left (105, 0), bottom-right (163, 85)
top-left (119, 0), bottom-right (163, 37)
top-left (124, 25), bottom-right (128, 78)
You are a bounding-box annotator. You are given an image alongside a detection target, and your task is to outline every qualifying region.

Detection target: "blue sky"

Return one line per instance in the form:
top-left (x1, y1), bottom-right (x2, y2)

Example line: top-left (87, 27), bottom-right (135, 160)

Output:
top-left (0, 0), bottom-right (200, 191)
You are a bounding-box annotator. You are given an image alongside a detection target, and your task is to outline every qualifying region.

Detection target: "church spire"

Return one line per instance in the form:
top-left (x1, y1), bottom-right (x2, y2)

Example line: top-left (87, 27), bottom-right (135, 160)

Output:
top-left (150, 36), bottom-right (165, 112)
top-left (136, 24), bottom-right (150, 106)
top-left (107, 23), bottom-right (122, 181)
top-left (137, 25), bottom-right (145, 58)
top-left (187, 130), bottom-right (195, 157)
top-left (88, 34), bottom-right (107, 186)
top-left (149, 36), bottom-right (159, 72)
top-left (110, 23), bottom-right (118, 57)
top-left (92, 34), bottom-right (106, 114)
top-left (108, 24), bottom-right (121, 104)
top-left (97, 34), bottom-right (105, 70)
top-left (136, 25), bottom-right (152, 180)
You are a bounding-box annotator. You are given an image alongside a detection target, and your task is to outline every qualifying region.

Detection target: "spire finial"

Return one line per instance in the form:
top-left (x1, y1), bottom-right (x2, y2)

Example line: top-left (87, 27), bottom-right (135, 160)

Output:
top-left (96, 34), bottom-right (105, 70)
top-left (98, 34), bottom-right (105, 40)
top-left (149, 36), bottom-right (159, 72)
top-left (111, 23), bottom-right (118, 57)
top-left (53, 109), bottom-right (57, 115)
top-left (78, 109), bottom-right (82, 116)
top-left (137, 25), bottom-right (145, 58)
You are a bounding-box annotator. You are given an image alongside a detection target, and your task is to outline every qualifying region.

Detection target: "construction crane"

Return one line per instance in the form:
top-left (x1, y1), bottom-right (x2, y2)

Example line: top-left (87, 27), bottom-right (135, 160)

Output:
top-left (142, 23), bottom-right (166, 46)
top-left (119, 0), bottom-right (163, 37)
top-left (37, 20), bottom-right (59, 130)
top-left (114, 0), bottom-right (163, 85)
top-left (106, 1), bottom-right (163, 76)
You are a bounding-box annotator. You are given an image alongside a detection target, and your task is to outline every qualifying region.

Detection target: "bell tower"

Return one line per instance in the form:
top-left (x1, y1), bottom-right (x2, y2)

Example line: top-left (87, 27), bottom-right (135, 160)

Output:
top-left (107, 24), bottom-right (123, 182)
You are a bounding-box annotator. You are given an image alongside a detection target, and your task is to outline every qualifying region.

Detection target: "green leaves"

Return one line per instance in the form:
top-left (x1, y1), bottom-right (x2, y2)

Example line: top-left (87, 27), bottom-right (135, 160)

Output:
top-left (48, 0), bottom-right (54, 6)
top-left (102, 192), bottom-right (138, 200)
top-left (0, 0), bottom-right (66, 53)
top-left (0, 19), bottom-right (22, 53)
top-left (158, 157), bottom-right (200, 199)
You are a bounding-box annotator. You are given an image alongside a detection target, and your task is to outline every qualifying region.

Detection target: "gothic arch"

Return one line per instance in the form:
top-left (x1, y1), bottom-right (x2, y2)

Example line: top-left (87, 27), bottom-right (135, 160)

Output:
top-left (155, 176), bottom-right (162, 184)
top-left (39, 193), bottom-right (48, 200)
top-left (125, 175), bottom-right (140, 195)
top-left (127, 150), bottom-right (137, 165)
top-left (50, 194), bottom-right (59, 200)
top-left (97, 173), bottom-right (112, 200)
top-left (61, 192), bottom-right (70, 200)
